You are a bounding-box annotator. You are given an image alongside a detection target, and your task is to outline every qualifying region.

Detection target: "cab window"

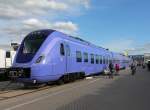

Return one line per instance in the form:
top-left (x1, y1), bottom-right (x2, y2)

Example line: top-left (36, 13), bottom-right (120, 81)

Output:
top-left (60, 43), bottom-right (65, 56)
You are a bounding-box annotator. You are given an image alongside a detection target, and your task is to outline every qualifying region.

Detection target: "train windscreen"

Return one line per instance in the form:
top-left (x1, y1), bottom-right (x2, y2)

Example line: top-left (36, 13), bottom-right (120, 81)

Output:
top-left (16, 30), bottom-right (54, 63)
top-left (23, 34), bottom-right (46, 54)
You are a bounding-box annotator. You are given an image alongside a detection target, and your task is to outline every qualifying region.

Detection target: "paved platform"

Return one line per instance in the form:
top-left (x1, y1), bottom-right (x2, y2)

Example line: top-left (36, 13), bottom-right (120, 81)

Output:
top-left (0, 68), bottom-right (149, 110)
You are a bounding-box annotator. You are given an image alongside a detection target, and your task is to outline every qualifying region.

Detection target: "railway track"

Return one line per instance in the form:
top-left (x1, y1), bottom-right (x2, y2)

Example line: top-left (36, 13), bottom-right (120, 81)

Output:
top-left (0, 82), bottom-right (58, 101)
top-left (0, 78), bottom-right (88, 101)
top-left (0, 74), bottom-right (107, 101)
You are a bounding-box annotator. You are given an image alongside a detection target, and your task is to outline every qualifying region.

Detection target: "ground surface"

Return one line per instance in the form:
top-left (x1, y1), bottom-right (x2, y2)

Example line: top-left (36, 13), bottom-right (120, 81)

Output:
top-left (0, 68), bottom-right (149, 110)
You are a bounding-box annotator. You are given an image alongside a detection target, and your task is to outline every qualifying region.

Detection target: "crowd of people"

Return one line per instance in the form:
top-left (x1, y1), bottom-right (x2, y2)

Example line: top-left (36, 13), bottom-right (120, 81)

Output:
top-left (104, 62), bottom-right (120, 79)
top-left (105, 60), bottom-right (150, 79)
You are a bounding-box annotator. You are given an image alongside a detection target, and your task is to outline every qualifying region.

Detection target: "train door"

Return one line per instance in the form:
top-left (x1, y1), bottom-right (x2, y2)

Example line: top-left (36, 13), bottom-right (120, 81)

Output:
top-left (65, 44), bottom-right (71, 73)
top-left (59, 43), bottom-right (66, 74)
top-left (59, 42), bottom-right (71, 75)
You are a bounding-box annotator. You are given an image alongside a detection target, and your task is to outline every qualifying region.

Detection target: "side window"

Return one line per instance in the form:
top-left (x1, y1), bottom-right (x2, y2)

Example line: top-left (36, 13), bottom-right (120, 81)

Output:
top-left (113, 59), bottom-right (115, 64)
top-left (60, 43), bottom-right (65, 56)
top-left (100, 55), bottom-right (102, 64)
top-left (103, 56), bottom-right (105, 64)
top-left (6, 51), bottom-right (11, 58)
top-left (96, 55), bottom-right (99, 64)
top-left (108, 57), bottom-right (110, 64)
top-left (109, 58), bottom-right (112, 63)
top-left (106, 56), bottom-right (108, 64)
top-left (66, 45), bottom-right (70, 56)
top-left (76, 51), bottom-right (82, 62)
top-left (84, 52), bottom-right (88, 62)
top-left (107, 57), bottom-right (109, 64)
top-left (91, 54), bottom-right (94, 64)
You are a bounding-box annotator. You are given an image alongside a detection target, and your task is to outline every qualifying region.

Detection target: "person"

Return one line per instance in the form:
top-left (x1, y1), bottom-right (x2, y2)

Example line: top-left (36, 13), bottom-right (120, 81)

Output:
top-left (142, 63), bottom-right (145, 69)
top-left (109, 62), bottom-right (114, 78)
top-left (147, 61), bottom-right (150, 71)
top-left (131, 63), bottom-right (136, 75)
top-left (103, 65), bottom-right (110, 78)
top-left (115, 64), bottom-right (120, 75)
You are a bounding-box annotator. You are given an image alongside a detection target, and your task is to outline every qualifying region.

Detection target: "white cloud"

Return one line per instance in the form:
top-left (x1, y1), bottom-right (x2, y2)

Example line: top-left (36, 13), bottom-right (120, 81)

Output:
top-left (1, 0), bottom-right (69, 17)
top-left (53, 21), bottom-right (78, 33)
top-left (102, 38), bottom-right (150, 55)
top-left (23, 18), bottom-right (50, 29)
top-left (0, 0), bottom-right (90, 20)
top-left (23, 19), bottom-right (78, 34)
top-left (127, 43), bottom-right (150, 55)
top-left (25, 0), bottom-right (69, 11)
top-left (69, 0), bottom-right (90, 9)
top-left (102, 38), bottom-right (134, 52)
top-left (0, 4), bottom-right (26, 19)
top-left (1, 18), bottom-right (78, 41)
top-left (0, 0), bottom-right (91, 45)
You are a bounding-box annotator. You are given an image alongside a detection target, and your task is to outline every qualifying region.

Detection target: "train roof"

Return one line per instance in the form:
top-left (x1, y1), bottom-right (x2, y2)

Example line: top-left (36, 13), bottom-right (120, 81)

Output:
top-left (31, 29), bottom-right (110, 51)
top-left (30, 29), bottom-right (131, 58)
top-left (69, 36), bottom-right (106, 49)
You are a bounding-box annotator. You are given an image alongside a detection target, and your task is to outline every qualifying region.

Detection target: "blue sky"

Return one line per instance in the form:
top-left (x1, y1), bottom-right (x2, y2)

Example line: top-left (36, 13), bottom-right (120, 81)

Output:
top-left (76, 0), bottom-right (150, 54)
top-left (0, 0), bottom-right (150, 54)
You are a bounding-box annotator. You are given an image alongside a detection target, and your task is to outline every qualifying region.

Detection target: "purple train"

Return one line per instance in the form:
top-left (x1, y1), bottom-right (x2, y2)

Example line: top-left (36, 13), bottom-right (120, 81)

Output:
top-left (9, 29), bottom-right (131, 84)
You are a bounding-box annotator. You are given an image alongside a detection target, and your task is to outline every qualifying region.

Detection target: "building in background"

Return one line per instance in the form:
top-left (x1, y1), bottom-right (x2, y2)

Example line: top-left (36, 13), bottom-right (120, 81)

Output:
top-left (129, 55), bottom-right (144, 66)
top-left (0, 43), bottom-right (19, 70)
top-left (144, 53), bottom-right (150, 64)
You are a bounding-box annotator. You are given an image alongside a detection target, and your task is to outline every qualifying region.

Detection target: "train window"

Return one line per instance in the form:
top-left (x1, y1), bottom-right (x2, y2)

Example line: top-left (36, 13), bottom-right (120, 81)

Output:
top-left (107, 56), bottom-right (110, 64)
top-left (6, 51), bottom-right (11, 58)
top-left (84, 52), bottom-right (88, 62)
top-left (76, 51), bottom-right (82, 62)
top-left (91, 54), bottom-right (94, 64)
top-left (60, 43), bottom-right (65, 56)
top-left (108, 57), bottom-right (111, 64)
top-left (22, 33), bottom-right (48, 54)
top-left (100, 55), bottom-right (103, 64)
top-left (106, 56), bottom-right (108, 64)
top-left (103, 56), bottom-right (105, 64)
top-left (105, 56), bottom-right (107, 64)
top-left (107, 57), bottom-right (109, 64)
top-left (96, 55), bottom-right (99, 64)
top-left (109, 58), bottom-right (112, 64)
top-left (66, 45), bottom-right (70, 56)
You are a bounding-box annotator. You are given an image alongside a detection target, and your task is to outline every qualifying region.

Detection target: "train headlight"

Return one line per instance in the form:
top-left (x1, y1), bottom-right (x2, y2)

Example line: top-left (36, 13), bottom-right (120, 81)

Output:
top-left (35, 55), bottom-right (45, 64)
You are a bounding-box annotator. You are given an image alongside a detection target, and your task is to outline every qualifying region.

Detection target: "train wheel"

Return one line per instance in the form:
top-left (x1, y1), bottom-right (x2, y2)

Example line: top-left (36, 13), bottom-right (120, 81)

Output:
top-left (56, 77), bottom-right (64, 85)
top-left (80, 72), bottom-right (85, 79)
top-left (71, 74), bottom-right (76, 82)
top-left (63, 75), bottom-right (69, 83)
top-left (23, 83), bottom-right (31, 89)
top-left (23, 83), bottom-right (40, 89)
top-left (76, 73), bottom-right (80, 79)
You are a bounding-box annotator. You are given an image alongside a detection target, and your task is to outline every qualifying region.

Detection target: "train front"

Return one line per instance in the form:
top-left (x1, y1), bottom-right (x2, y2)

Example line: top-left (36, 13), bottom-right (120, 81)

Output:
top-left (8, 29), bottom-right (54, 84)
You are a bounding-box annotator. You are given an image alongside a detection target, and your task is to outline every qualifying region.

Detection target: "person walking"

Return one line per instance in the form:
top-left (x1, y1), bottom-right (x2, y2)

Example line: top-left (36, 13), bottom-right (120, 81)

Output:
top-left (109, 62), bottom-right (114, 78)
top-left (131, 63), bottom-right (136, 75)
top-left (147, 61), bottom-right (150, 71)
top-left (115, 64), bottom-right (120, 75)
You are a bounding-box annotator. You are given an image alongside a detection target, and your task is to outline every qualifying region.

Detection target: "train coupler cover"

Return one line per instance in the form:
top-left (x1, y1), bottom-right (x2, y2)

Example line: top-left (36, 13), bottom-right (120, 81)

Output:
top-left (8, 67), bottom-right (31, 79)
